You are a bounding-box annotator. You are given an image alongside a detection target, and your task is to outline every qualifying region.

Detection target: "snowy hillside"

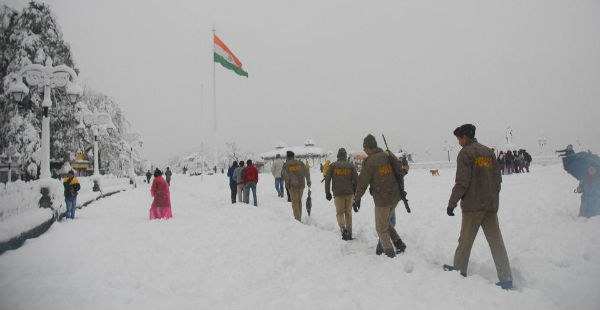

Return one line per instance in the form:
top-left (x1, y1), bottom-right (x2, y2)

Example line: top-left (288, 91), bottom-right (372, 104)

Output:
top-left (0, 163), bottom-right (598, 309)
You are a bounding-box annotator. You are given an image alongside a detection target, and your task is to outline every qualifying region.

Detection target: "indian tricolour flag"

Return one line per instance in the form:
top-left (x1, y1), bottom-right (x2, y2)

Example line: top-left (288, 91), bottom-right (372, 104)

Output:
top-left (214, 34), bottom-right (248, 77)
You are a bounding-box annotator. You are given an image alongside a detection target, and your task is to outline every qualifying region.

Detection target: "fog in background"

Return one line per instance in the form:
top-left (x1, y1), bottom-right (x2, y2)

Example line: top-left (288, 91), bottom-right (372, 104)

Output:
top-left (6, 0), bottom-right (600, 164)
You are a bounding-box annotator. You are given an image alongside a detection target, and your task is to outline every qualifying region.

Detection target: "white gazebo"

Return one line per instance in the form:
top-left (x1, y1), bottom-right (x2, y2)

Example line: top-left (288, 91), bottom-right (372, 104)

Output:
top-left (261, 139), bottom-right (328, 168)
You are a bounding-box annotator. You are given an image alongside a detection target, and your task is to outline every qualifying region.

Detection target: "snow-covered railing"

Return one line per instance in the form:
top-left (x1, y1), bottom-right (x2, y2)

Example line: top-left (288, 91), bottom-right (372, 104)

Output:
top-left (530, 155), bottom-right (562, 166)
top-left (410, 161), bottom-right (457, 170)
top-left (0, 175), bottom-right (132, 245)
top-left (406, 156), bottom-right (561, 171)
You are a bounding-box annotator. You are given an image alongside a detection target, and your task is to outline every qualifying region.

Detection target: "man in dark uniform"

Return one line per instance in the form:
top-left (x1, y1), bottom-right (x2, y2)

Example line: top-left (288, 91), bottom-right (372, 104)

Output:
top-left (354, 134), bottom-right (407, 258)
top-left (325, 148), bottom-right (358, 240)
top-left (443, 124), bottom-right (513, 290)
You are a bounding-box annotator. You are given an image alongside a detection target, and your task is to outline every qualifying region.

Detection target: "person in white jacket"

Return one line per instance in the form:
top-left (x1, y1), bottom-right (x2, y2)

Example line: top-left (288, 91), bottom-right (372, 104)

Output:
top-left (233, 161), bottom-right (246, 203)
top-left (272, 154), bottom-right (285, 198)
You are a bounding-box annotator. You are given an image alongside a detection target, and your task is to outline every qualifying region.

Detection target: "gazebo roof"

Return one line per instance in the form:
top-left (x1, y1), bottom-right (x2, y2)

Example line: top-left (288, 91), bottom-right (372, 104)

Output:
top-left (261, 141), bottom-right (326, 160)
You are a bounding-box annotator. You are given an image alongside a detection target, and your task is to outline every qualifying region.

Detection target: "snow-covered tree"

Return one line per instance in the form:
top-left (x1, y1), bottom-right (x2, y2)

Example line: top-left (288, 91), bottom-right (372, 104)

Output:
top-left (0, 2), bottom-right (144, 178)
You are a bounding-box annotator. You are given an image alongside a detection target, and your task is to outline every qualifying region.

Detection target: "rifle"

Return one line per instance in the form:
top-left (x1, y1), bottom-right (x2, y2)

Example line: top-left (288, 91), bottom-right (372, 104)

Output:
top-left (382, 134), bottom-right (411, 213)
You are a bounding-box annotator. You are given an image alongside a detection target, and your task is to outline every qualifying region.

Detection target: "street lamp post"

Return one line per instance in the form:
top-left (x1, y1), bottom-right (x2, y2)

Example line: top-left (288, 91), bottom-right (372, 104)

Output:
top-left (8, 57), bottom-right (82, 207)
top-left (537, 138), bottom-right (547, 155)
top-left (443, 140), bottom-right (454, 162)
top-left (82, 111), bottom-right (115, 192)
top-left (124, 132), bottom-right (142, 186)
top-left (92, 126), bottom-right (100, 177)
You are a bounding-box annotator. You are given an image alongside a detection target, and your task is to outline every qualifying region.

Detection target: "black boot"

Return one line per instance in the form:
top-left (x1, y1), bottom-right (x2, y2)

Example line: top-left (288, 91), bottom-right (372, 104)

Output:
top-left (496, 281), bottom-right (514, 290)
top-left (376, 247), bottom-right (383, 255)
top-left (394, 238), bottom-right (407, 254)
top-left (384, 248), bottom-right (396, 258)
top-left (341, 228), bottom-right (348, 241)
top-left (443, 265), bottom-right (467, 277)
top-left (443, 264), bottom-right (455, 271)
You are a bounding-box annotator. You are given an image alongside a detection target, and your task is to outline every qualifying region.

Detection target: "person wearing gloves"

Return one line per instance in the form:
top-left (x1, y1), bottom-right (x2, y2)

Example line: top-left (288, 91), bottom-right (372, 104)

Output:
top-left (324, 148), bottom-right (358, 240)
top-left (353, 134), bottom-right (407, 258)
top-left (282, 151), bottom-right (311, 222)
top-left (443, 124), bottom-right (513, 290)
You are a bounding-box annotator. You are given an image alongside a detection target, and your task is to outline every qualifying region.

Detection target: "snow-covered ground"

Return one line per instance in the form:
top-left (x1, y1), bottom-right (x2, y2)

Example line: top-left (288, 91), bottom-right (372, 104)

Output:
top-left (0, 163), bottom-right (598, 309)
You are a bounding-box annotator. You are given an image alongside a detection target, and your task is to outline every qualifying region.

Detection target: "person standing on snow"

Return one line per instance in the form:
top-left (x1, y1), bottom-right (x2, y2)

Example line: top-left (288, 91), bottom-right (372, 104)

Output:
top-left (443, 124), bottom-right (513, 290)
top-left (325, 148), bottom-right (358, 240)
top-left (321, 159), bottom-right (331, 182)
top-left (282, 151), bottom-right (311, 222)
top-left (63, 170), bottom-right (80, 219)
top-left (353, 134), bottom-right (407, 258)
top-left (165, 167), bottom-right (172, 186)
top-left (150, 168), bottom-right (172, 219)
top-left (505, 150), bottom-right (514, 175)
top-left (272, 154), bottom-right (285, 198)
top-left (145, 170), bottom-right (152, 183)
top-left (233, 161), bottom-right (246, 203)
top-left (523, 150), bottom-right (532, 173)
top-left (399, 153), bottom-right (410, 175)
top-left (243, 160), bottom-right (259, 206)
top-left (513, 150), bottom-right (522, 173)
top-left (576, 162), bottom-right (600, 218)
top-left (497, 151), bottom-right (506, 175)
top-left (227, 161), bottom-right (239, 203)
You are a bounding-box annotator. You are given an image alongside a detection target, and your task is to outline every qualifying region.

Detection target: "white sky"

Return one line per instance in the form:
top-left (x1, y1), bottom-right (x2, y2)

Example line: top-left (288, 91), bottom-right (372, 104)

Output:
top-left (6, 0), bottom-right (600, 164)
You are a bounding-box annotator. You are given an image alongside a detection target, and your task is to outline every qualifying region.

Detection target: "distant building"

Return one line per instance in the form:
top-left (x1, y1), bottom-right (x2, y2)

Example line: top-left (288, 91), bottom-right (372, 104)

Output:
top-left (261, 139), bottom-right (328, 169)
top-left (70, 153), bottom-right (91, 176)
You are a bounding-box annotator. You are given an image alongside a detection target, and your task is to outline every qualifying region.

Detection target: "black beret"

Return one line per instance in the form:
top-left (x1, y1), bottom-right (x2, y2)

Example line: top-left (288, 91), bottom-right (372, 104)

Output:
top-left (453, 124), bottom-right (476, 138)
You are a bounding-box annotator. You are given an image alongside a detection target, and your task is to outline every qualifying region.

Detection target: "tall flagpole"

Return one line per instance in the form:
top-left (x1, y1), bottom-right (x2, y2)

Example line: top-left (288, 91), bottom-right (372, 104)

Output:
top-left (212, 24), bottom-right (218, 173)
top-left (212, 24), bottom-right (217, 133)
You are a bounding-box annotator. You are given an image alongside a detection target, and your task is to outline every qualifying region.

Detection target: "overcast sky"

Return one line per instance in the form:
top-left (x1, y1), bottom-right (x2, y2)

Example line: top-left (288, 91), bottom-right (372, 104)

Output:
top-left (7, 0), bottom-right (600, 164)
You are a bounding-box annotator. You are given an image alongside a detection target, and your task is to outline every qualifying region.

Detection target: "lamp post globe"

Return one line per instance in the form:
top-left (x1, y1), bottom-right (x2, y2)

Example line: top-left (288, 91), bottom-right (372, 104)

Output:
top-left (8, 79), bottom-right (29, 103)
top-left (66, 81), bottom-right (83, 104)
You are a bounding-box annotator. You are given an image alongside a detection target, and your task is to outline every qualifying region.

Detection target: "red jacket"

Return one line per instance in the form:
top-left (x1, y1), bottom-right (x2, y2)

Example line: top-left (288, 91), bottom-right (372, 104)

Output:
top-left (151, 176), bottom-right (171, 208)
top-left (243, 166), bottom-right (259, 183)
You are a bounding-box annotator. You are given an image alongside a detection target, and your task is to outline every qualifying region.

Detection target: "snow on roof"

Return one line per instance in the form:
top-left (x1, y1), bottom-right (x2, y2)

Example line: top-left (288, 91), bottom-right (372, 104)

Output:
top-left (261, 145), bottom-right (327, 160)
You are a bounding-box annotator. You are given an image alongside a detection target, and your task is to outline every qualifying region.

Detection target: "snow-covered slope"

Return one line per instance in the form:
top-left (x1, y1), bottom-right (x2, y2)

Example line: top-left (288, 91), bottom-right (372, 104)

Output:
top-left (0, 164), bottom-right (598, 309)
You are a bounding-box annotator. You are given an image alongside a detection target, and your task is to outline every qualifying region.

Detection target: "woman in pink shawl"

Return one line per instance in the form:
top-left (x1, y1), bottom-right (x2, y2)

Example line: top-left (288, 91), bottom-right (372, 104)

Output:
top-left (150, 168), bottom-right (172, 219)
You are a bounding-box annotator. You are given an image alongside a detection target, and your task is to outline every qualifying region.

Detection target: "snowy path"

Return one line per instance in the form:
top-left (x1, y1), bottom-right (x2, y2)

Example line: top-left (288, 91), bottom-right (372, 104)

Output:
top-left (1, 165), bottom-right (599, 309)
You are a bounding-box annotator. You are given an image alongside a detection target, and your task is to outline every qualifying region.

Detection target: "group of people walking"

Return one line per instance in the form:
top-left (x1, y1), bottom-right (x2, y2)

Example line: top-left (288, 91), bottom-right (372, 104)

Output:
top-left (497, 149), bottom-right (532, 175)
top-left (227, 160), bottom-right (259, 206)
top-left (226, 124), bottom-right (513, 290)
top-left (146, 167), bottom-right (172, 186)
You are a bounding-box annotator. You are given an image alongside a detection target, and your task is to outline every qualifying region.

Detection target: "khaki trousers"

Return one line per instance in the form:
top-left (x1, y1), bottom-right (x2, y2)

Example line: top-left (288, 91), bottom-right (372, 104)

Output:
top-left (237, 184), bottom-right (245, 203)
top-left (375, 204), bottom-right (400, 253)
top-left (453, 211), bottom-right (512, 282)
top-left (334, 195), bottom-right (353, 235)
top-left (289, 188), bottom-right (304, 222)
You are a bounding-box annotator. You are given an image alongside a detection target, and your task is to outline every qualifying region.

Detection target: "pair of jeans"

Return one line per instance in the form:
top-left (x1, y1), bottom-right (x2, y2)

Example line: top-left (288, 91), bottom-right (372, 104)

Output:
top-left (229, 181), bottom-right (237, 203)
top-left (245, 182), bottom-right (257, 206)
top-left (65, 196), bottom-right (77, 219)
top-left (376, 210), bottom-right (396, 252)
top-left (274, 177), bottom-right (284, 197)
